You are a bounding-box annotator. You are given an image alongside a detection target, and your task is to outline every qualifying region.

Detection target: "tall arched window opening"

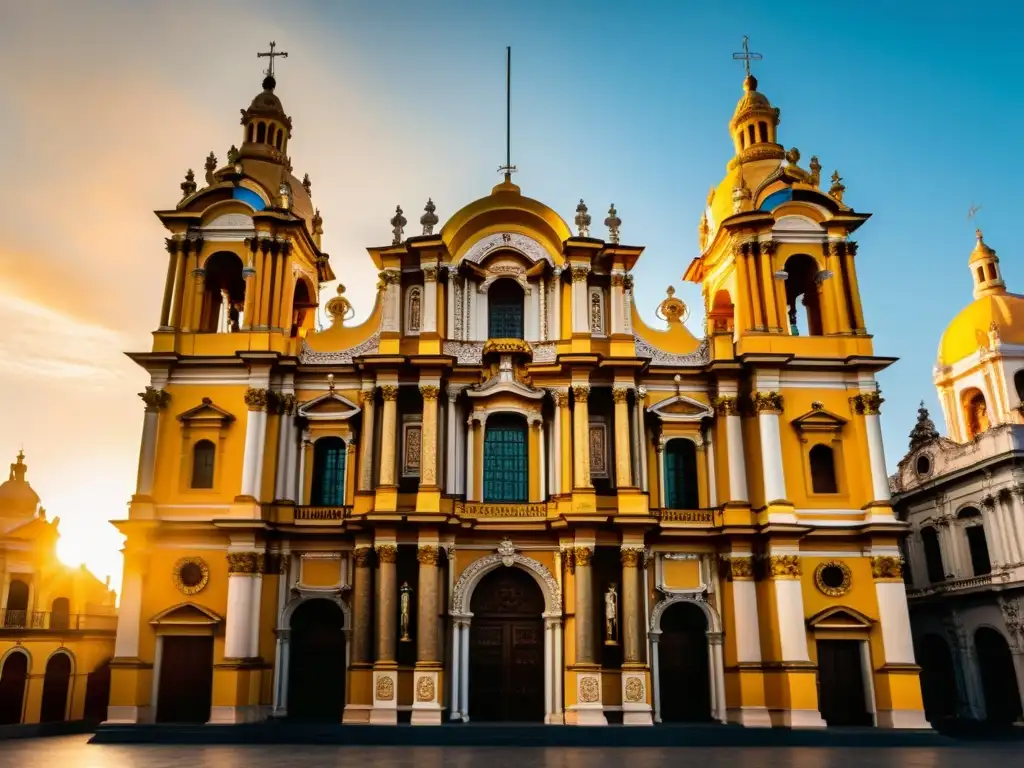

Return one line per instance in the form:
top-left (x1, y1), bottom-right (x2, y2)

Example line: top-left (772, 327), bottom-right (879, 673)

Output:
top-left (920, 527), bottom-right (945, 584)
top-left (482, 415), bottom-right (528, 503)
top-left (488, 280), bottom-right (525, 339)
top-left (962, 388), bottom-right (990, 439)
top-left (4, 579), bottom-right (29, 628)
top-left (290, 278), bottom-right (317, 338)
top-left (256, 122), bottom-right (266, 143)
top-left (0, 652), bottom-right (28, 724)
top-left (311, 437), bottom-right (347, 506)
top-left (958, 507), bottom-right (991, 576)
top-left (809, 444), bottom-right (838, 493)
top-left (50, 597), bottom-right (70, 630)
top-left (783, 254), bottom-right (823, 336)
top-left (191, 440), bottom-right (215, 489)
top-left (201, 252), bottom-right (245, 333)
top-left (1015, 370), bottom-right (1024, 405)
top-left (39, 652), bottom-right (72, 723)
top-left (664, 439), bottom-right (698, 509)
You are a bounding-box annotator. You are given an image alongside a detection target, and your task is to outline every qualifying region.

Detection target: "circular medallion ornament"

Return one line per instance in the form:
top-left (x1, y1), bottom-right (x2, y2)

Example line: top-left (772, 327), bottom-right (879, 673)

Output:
top-left (173, 557), bottom-right (210, 596)
top-left (814, 560), bottom-right (852, 597)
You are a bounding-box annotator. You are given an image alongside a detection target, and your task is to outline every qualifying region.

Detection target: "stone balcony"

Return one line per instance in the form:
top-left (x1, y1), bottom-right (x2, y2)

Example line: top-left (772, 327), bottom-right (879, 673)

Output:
top-left (0, 610), bottom-right (117, 632)
top-left (907, 570), bottom-right (1011, 599)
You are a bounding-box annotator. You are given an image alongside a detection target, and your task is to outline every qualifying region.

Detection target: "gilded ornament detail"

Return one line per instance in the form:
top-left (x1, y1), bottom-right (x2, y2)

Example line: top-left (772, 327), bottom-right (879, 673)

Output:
top-left (624, 677), bottom-right (645, 703)
top-left (712, 395), bottom-right (739, 416)
top-left (244, 388), bottom-right (269, 411)
top-left (380, 385), bottom-right (400, 402)
top-left (416, 545), bottom-right (439, 566)
top-left (172, 557), bottom-right (210, 596)
top-left (570, 265), bottom-right (591, 283)
top-left (571, 385), bottom-right (590, 403)
top-left (870, 556), bottom-right (904, 580)
top-left (353, 546), bottom-right (373, 568)
top-left (375, 544), bottom-right (398, 564)
top-left (376, 675), bottom-right (395, 701)
top-left (620, 547), bottom-right (643, 568)
top-left (768, 554), bottom-right (801, 579)
top-left (573, 546), bottom-right (593, 567)
top-left (226, 552), bottom-right (264, 575)
top-left (850, 391), bottom-right (884, 415)
top-left (419, 385), bottom-right (440, 401)
top-left (752, 391), bottom-right (784, 413)
top-left (723, 556), bottom-right (754, 581)
top-left (139, 386), bottom-right (170, 412)
top-left (579, 675), bottom-right (600, 703)
top-left (415, 675), bottom-right (435, 702)
top-left (612, 387), bottom-right (629, 404)
top-left (814, 560), bottom-right (852, 596)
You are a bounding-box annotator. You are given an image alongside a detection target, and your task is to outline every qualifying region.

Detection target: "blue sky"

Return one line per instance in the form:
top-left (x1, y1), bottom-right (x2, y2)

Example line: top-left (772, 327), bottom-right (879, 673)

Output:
top-left (1, 1), bottom-right (1021, 583)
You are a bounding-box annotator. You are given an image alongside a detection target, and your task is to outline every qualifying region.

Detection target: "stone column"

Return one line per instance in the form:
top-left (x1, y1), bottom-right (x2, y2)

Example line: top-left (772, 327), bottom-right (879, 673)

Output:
top-left (853, 392), bottom-right (891, 504)
top-left (241, 238), bottom-right (258, 330)
top-left (634, 387), bottom-right (649, 492)
top-left (572, 385), bottom-right (591, 488)
top-left (224, 552), bottom-right (262, 659)
top-left (551, 267), bottom-right (563, 338)
top-left (188, 266), bottom-right (206, 332)
top-left (135, 387), bottom-right (169, 497)
top-left (273, 390), bottom-right (296, 501)
top-left (358, 386), bottom-right (376, 491)
top-left (715, 396), bottom-right (748, 503)
top-left (419, 385), bottom-right (440, 488)
top-left (169, 240), bottom-right (189, 329)
top-left (1012, 488), bottom-right (1024, 559)
top-left (620, 545), bottom-right (652, 725)
top-left (421, 264), bottom-right (438, 333)
top-left (570, 265), bottom-right (590, 333)
top-left (572, 544), bottom-right (605, 724)
top-left (240, 388), bottom-right (269, 500)
top-left (610, 272), bottom-right (626, 334)
top-left (446, 388), bottom-right (463, 493)
top-left (159, 238), bottom-right (178, 328)
top-left (722, 555), bottom-right (769, 726)
top-left (380, 269), bottom-right (402, 333)
top-left (412, 544), bottom-right (442, 724)
top-left (982, 496), bottom-right (1006, 567)
top-left (754, 392), bottom-right (787, 505)
top-left (655, 438), bottom-right (666, 508)
top-left (999, 492), bottom-right (1022, 565)
top-left (351, 546), bottom-right (374, 665)
top-left (613, 387), bottom-right (633, 488)
top-left (843, 242), bottom-right (866, 332)
top-left (371, 542), bottom-right (398, 724)
top-left (550, 390), bottom-right (566, 496)
top-left (378, 385), bottom-right (399, 486)
top-left (465, 417), bottom-right (477, 501)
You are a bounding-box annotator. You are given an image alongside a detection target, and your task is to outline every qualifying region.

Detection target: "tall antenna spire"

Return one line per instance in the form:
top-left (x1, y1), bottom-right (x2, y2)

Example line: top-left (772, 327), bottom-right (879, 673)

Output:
top-left (497, 46), bottom-right (517, 181)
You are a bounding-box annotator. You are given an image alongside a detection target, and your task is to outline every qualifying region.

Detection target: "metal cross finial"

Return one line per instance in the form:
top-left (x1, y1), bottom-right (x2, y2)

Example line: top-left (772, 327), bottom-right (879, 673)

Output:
top-left (732, 35), bottom-right (762, 77)
top-left (257, 41), bottom-right (289, 79)
top-left (967, 202), bottom-right (983, 222)
top-left (497, 47), bottom-right (518, 180)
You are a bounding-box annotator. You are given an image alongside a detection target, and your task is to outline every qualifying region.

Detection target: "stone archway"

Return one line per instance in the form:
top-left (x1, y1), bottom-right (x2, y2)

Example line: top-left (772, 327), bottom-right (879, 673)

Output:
top-left (449, 540), bottom-right (563, 723)
top-left (649, 595), bottom-right (725, 724)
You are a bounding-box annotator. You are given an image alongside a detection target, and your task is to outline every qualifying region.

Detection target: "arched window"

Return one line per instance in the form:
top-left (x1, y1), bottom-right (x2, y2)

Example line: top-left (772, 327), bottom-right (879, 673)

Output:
top-left (39, 652), bottom-right (72, 723)
top-left (50, 597), bottom-right (70, 631)
top-left (758, 121), bottom-right (768, 142)
top-left (275, 130), bottom-right (283, 150)
top-left (0, 652), bottom-right (28, 724)
top-left (311, 437), bottom-right (347, 506)
top-left (488, 280), bottom-right (524, 339)
top-left (739, 131), bottom-right (746, 149)
top-left (246, 123), bottom-right (254, 143)
top-left (921, 527), bottom-right (945, 584)
top-left (783, 254), bottom-right (823, 336)
top-left (809, 444), bottom-right (838, 493)
top-left (958, 507), bottom-right (991, 576)
top-left (201, 252), bottom-right (245, 333)
top-left (4, 579), bottom-right (28, 628)
top-left (664, 439), bottom-right (699, 509)
top-left (747, 124), bottom-right (755, 145)
top-left (256, 122), bottom-right (266, 143)
top-left (987, 263), bottom-right (997, 281)
top-left (962, 388), bottom-right (990, 440)
top-left (483, 414), bottom-right (528, 503)
top-left (191, 440), bottom-right (215, 489)
top-left (1015, 370), bottom-right (1024, 404)
top-left (290, 278), bottom-right (316, 338)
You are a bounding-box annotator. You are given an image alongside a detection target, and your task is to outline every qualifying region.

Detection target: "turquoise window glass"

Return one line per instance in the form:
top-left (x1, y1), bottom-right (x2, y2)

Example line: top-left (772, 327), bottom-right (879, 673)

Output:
top-left (488, 280), bottom-right (525, 339)
top-left (311, 437), bottom-right (347, 506)
top-left (664, 439), bottom-right (698, 509)
top-left (482, 416), bottom-right (528, 503)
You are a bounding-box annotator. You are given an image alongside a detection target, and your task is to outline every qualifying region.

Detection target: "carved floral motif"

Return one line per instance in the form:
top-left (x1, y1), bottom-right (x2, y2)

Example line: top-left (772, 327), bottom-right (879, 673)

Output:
top-left (722, 556), bottom-right (754, 581)
top-left (851, 391), bottom-right (884, 415)
top-left (768, 555), bottom-right (801, 579)
top-left (353, 546), bottom-right (373, 567)
top-left (380, 385), bottom-right (400, 402)
top-left (574, 546), bottom-right (594, 567)
top-left (624, 677), bottom-right (645, 703)
top-left (752, 391), bottom-right (783, 413)
top-left (870, 556), bottom-right (903, 580)
top-left (244, 388), bottom-right (269, 411)
top-left (416, 545), bottom-right (439, 566)
top-left (612, 387), bottom-right (629, 404)
top-left (579, 675), bottom-right (600, 703)
top-left (139, 387), bottom-right (170, 412)
top-left (172, 557), bottom-right (209, 596)
top-left (712, 395), bottom-right (739, 416)
top-left (416, 675), bottom-right (435, 702)
top-left (375, 544), bottom-right (398, 564)
top-left (376, 675), bottom-right (395, 701)
top-left (419, 385), bottom-right (440, 401)
top-left (572, 385), bottom-right (590, 403)
top-left (620, 547), bottom-right (643, 568)
top-left (814, 560), bottom-right (852, 597)
top-left (226, 552), bottom-right (264, 574)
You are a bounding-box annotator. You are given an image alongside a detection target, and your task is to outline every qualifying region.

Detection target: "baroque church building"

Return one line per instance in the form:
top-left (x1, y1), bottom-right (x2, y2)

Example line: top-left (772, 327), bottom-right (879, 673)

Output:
top-left (107, 50), bottom-right (927, 729)
top-left (892, 231), bottom-right (1024, 727)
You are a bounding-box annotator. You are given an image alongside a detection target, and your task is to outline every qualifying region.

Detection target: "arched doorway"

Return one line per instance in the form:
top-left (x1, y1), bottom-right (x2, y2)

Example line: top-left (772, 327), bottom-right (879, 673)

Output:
top-left (287, 599), bottom-right (346, 722)
top-left (0, 651), bottom-right (28, 724)
top-left (664, 439), bottom-right (698, 509)
top-left (468, 566), bottom-right (545, 721)
top-left (658, 601), bottom-right (711, 722)
top-left (916, 634), bottom-right (959, 723)
top-left (84, 658), bottom-right (111, 722)
top-left (39, 652), bottom-right (72, 722)
top-left (483, 414), bottom-right (528, 503)
top-left (975, 627), bottom-right (1023, 724)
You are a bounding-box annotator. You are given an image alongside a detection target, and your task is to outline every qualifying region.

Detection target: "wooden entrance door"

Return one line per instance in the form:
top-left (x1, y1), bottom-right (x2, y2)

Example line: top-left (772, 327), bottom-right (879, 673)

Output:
top-left (816, 639), bottom-right (871, 726)
top-left (658, 602), bottom-right (711, 722)
top-left (287, 599), bottom-right (346, 722)
top-left (468, 567), bottom-right (545, 721)
top-left (156, 635), bottom-right (214, 723)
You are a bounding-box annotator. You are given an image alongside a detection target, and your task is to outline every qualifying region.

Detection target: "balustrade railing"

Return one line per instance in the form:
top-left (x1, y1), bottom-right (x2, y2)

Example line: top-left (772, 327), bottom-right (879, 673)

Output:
top-left (0, 610), bottom-right (116, 631)
top-left (294, 505), bottom-right (348, 521)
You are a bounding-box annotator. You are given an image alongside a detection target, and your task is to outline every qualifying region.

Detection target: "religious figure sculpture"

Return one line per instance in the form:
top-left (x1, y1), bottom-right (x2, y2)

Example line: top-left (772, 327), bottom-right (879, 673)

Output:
top-left (604, 583), bottom-right (619, 646)
top-left (399, 581), bottom-right (412, 642)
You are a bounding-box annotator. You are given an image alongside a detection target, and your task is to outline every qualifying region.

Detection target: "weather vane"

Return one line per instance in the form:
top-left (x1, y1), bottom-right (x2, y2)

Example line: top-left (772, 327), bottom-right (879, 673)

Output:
top-left (732, 35), bottom-right (762, 77)
top-left (257, 41), bottom-right (289, 80)
top-left (497, 47), bottom-right (517, 181)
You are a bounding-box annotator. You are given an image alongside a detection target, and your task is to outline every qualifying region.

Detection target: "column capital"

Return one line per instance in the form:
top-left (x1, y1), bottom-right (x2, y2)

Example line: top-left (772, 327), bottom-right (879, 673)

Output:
top-left (375, 544), bottom-right (398, 564)
top-left (870, 555), bottom-right (904, 580)
top-left (353, 546), bottom-right (373, 567)
top-left (359, 388), bottom-right (376, 405)
top-left (138, 386), bottom-right (170, 412)
top-left (549, 388), bottom-right (569, 407)
top-left (712, 395), bottom-right (739, 416)
top-left (720, 555), bottom-right (754, 581)
top-left (419, 384), bottom-right (440, 401)
top-left (850, 391), bottom-right (884, 415)
top-left (620, 546), bottom-right (644, 568)
top-left (612, 387), bottom-right (629, 403)
top-left (245, 387), bottom-right (270, 411)
top-left (570, 265), bottom-right (591, 283)
top-left (573, 546), bottom-right (593, 566)
top-left (766, 554), bottom-right (801, 579)
top-left (416, 545), bottom-right (439, 565)
top-left (447, 385), bottom-right (466, 404)
top-left (422, 264), bottom-right (439, 282)
top-left (226, 552), bottom-right (265, 575)
top-left (380, 385), bottom-right (400, 402)
top-left (982, 495), bottom-right (997, 509)
top-left (706, 632), bottom-right (724, 646)
top-left (571, 385), bottom-right (590, 403)
top-left (752, 391), bottom-right (783, 414)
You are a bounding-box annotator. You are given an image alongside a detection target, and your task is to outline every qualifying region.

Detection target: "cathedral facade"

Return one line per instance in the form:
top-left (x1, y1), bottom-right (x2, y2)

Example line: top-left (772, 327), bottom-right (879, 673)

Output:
top-left (107, 54), bottom-right (926, 729)
top-left (892, 232), bottom-right (1024, 726)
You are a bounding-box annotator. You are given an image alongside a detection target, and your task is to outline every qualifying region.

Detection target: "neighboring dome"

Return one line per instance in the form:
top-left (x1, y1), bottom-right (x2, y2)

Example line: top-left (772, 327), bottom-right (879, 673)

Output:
top-left (937, 292), bottom-right (1024, 366)
top-left (0, 451), bottom-right (40, 517)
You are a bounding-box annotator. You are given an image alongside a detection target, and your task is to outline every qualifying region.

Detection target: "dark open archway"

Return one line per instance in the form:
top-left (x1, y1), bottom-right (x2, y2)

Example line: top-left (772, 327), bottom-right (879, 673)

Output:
top-left (84, 658), bottom-right (111, 722)
top-left (975, 627), bottom-right (1023, 724)
top-left (287, 599), bottom-right (346, 722)
top-left (468, 566), bottom-right (545, 721)
top-left (0, 652), bottom-right (28, 724)
top-left (39, 652), bottom-right (72, 722)
top-left (916, 634), bottom-right (959, 723)
top-left (658, 601), bottom-right (711, 722)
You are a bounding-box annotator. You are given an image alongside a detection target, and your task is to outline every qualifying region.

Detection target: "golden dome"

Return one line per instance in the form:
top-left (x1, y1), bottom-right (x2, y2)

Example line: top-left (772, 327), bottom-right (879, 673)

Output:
top-left (938, 292), bottom-right (1024, 366)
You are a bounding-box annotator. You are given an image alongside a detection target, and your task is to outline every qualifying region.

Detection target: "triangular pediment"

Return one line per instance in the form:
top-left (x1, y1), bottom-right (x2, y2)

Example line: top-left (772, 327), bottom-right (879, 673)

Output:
top-left (807, 605), bottom-right (873, 630)
top-left (791, 407), bottom-right (847, 434)
top-left (177, 398), bottom-right (235, 425)
top-left (149, 602), bottom-right (223, 626)
top-left (298, 392), bottom-right (361, 421)
top-left (649, 395), bottom-right (713, 422)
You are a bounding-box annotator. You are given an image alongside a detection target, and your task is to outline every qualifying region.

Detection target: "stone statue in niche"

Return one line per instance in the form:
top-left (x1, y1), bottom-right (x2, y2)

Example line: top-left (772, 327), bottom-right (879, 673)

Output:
top-left (408, 288), bottom-right (422, 332)
top-left (604, 583), bottom-right (619, 646)
top-left (399, 581), bottom-right (412, 642)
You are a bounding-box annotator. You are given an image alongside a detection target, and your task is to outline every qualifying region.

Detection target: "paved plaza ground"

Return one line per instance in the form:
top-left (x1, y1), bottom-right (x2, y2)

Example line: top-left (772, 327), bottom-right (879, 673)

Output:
top-left (3, 735), bottom-right (1024, 768)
